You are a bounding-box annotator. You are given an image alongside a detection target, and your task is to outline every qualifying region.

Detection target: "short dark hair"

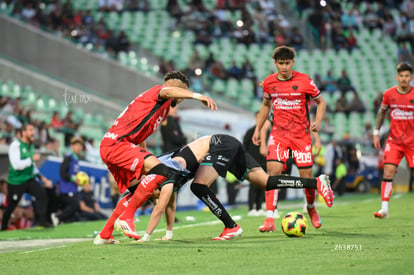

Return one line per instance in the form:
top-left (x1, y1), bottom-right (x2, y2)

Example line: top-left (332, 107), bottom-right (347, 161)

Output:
top-left (397, 63), bottom-right (413, 74)
top-left (272, 46), bottom-right (295, 61)
top-left (164, 71), bottom-right (190, 87)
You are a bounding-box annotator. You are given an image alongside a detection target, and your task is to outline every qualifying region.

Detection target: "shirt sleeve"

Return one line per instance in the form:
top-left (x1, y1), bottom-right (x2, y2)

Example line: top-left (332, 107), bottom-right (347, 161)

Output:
top-left (305, 76), bottom-right (321, 98)
top-left (262, 79), bottom-right (272, 100)
top-left (8, 141), bottom-right (32, 170)
top-left (381, 91), bottom-right (389, 110)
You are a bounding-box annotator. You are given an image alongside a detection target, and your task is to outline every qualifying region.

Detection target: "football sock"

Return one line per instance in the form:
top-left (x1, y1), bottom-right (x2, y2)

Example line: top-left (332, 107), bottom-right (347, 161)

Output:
top-left (266, 175), bottom-right (317, 190)
top-left (266, 211), bottom-right (275, 219)
top-left (265, 189), bottom-right (277, 215)
top-left (304, 188), bottom-right (316, 205)
top-left (191, 183), bottom-right (237, 229)
top-left (100, 193), bottom-right (132, 239)
top-left (381, 179), bottom-right (393, 212)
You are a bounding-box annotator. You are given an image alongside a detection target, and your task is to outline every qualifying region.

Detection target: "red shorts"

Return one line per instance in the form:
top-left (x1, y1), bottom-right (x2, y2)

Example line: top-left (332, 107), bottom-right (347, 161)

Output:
top-left (383, 141), bottom-right (414, 168)
top-left (267, 132), bottom-right (313, 168)
top-left (100, 140), bottom-right (152, 193)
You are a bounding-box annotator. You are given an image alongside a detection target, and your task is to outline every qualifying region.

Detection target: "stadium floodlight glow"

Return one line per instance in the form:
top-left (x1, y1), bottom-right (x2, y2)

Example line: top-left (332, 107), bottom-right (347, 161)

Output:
top-left (131, 59), bottom-right (138, 65)
top-left (320, 0), bottom-right (327, 7)
top-left (172, 31), bottom-right (180, 38)
top-left (141, 58), bottom-right (148, 65)
top-left (195, 68), bottom-right (202, 76)
top-left (236, 20), bottom-right (244, 27)
top-left (71, 30), bottom-right (78, 36)
top-left (86, 43), bottom-right (93, 50)
top-left (153, 65), bottom-right (159, 72)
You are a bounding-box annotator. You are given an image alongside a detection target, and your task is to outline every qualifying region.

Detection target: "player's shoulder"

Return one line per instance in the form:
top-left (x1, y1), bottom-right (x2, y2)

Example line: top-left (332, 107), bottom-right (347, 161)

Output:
top-left (263, 73), bottom-right (277, 84)
top-left (293, 71), bottom-right (311, 80)
top-left (384, 86), bottom-right (398, 95)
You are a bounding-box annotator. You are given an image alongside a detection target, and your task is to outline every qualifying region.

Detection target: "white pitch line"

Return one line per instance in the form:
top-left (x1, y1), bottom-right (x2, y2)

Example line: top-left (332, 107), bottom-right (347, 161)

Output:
top-left (20, 245), bottom-right (67, 254)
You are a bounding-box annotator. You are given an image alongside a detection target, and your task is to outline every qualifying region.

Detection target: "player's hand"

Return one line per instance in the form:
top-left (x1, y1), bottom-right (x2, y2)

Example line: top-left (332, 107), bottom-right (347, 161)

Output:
top-left (310, 121), bottom-right (321, 132)
top-left (199, 95), bottom-right (218, 111)
top-left (252, 129), bottom-right (261, 146)
top-left (373, 134), bottom-right (381, 150)
top-left (313, 138), bottom-right (321, 156)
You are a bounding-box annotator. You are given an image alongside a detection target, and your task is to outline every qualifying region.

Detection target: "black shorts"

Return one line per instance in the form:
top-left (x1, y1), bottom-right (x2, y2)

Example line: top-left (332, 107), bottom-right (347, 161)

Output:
top-left (201, 134), bottom-right (259, 180)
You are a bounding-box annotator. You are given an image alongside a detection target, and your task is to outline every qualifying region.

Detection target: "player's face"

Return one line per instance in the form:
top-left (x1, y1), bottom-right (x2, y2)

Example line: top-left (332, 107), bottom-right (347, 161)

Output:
top-left (274, 59), bottom-right (294, 80)
top-left (396, 70), bottom-right (413, 90)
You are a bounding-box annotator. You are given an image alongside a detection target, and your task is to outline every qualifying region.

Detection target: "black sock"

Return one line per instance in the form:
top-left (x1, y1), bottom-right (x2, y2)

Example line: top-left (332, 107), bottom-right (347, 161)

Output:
top-left (191, 183), bottom-right (236, 228)
top-left (266, 175), bottom-right (317, 191)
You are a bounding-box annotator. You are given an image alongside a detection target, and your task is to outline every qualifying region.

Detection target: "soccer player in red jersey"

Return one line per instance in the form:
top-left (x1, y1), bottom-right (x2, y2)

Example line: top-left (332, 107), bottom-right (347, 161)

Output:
top-left (373, 63), bottom-right (414, 219)
top-left (252, 46), bottom-right (329, 231)
top-left (94, 71), bottom-right (217, 244)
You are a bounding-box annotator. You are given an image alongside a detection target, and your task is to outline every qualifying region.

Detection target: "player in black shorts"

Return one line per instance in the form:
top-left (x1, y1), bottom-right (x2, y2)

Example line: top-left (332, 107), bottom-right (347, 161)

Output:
top-left (129, 134), bottom-right (333, 242)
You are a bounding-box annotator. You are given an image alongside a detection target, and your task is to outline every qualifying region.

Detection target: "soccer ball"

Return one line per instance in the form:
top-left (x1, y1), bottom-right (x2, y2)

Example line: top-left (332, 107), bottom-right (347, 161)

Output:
top-left (75, 171), bottom-right (89, 185)
top-left (281, 212), bottom-right (308, 237)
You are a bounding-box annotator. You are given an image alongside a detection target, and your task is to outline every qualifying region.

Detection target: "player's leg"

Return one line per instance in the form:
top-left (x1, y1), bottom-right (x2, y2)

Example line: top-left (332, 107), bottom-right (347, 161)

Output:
top-left (94, 192), bottom-right (133, 244)
top-left (299, 167), bottom-right (322, 228)
top-left (374, 142), bottom-right (405, 218)
top-left (374, 164), bottom-right (397, 218)
top-left (246, 167), bottom-right (333, 207)
top-left (190, 166), bottom-right (242, 240)
top-left (259, 161), bottom-right (284, 232)
top-left (117, 156), bottom-right (177, 238)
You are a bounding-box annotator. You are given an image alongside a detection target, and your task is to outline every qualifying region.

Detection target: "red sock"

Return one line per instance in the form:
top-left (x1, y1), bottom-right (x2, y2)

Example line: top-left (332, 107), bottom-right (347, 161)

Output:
top-left (304, 188), bottom-right (316, 205)
top-left (119, 174), bottom-right (167, 220)
top-left (100, 193), bottom-right (132, 239)
top-left (381, 180), bottom-right (393, 202)
top-left (265, 189), bottom-right (278, 211)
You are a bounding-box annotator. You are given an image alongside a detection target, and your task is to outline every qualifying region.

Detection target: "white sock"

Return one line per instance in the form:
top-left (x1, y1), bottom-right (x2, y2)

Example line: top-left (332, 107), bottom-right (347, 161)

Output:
top-left (266, 210), bottom-right (274, 219)
top-left (307, 203), bottom-right (314, 208)
top-left (381, 201), bottom-right (389, 213)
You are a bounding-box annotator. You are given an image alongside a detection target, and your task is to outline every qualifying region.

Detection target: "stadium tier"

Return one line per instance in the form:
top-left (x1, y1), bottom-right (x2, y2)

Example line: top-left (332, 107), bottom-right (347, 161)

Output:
top-left (0, 79), bottom-right (109, 155)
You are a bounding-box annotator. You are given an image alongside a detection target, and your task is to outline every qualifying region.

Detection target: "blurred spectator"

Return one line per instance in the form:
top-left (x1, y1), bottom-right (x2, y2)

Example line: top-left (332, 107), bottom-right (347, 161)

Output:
top-left (78, 182), bottom-right (107, 221)
top-left (289, 26), bottom-right (304, 51)
top-left (337, 69), bottom-right (356, 95)
top-left (194, 22), bottom-right (213, 46)
top-left (51, 137), bottom-right (84, 226)
top-left (227, 60), bottom-right (243, 80)
top-left (21, 2), bottom-right (36, 22)
top-left (50, 111), bottom-right (64, 129)
top-left (324, 139), bottom-right (343, 183)
top-left (341, 9), bottom-right (359, 31)
top-left (363, 6), bottom-right (381, 33)
top-left (382, 11), bottom-right (397, 37)
top-left (160, 105), bottom-right (187, 153)
top-left (61, 111), bottom-right (78, 147)
top-left (204, 52), bottom-right (216, 70)
top-left (84, 137), bottom-right (101, 164)
top-left (332, 157), bottom-right (347, 196)
top-left (188, 50), bottom-right (205, 73)
top-left (242, 58), bottom-right (255, 79)
top-left (346, 29), bottom-right (358, 52)
top-left (335, 93), bottom-right (349, 113)
top-left (209, 61), bottom-right (228, 80)
top-left (116, 30), bottom-right (130, 53)
top-left (331, 25), bottom-right (349, 52)
top-left (363, 122), bottom-right (374, 142)
top-left (322, 70), bottom-right (338, 93)
top-left (398, 43), bottom-right (412, 63)
top-left (347, 92), bottom-right (366, 113)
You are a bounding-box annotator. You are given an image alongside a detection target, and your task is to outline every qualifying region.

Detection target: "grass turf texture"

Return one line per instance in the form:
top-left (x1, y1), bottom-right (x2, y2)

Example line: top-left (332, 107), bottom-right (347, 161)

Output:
top-left (0, 193), bottom-right (413, 274)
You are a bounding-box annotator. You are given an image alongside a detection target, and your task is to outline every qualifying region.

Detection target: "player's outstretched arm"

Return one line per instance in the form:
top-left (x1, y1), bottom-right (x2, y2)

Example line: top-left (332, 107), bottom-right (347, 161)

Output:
top-left (138, 184), bottom-right (174, 242)
top-left (160, 87), bottom-right (217, 110)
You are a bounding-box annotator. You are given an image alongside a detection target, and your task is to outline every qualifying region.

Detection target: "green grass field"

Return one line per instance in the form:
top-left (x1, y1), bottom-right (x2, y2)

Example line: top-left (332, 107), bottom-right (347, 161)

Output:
top-left (1, 193), bottom-right (413, 275)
